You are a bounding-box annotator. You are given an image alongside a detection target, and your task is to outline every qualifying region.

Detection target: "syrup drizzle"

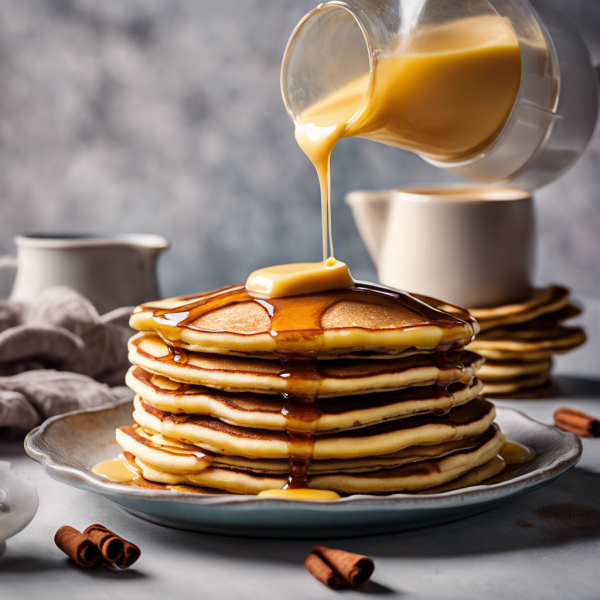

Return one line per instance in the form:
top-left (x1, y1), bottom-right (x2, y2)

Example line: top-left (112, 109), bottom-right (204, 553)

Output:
top-left (144, 281), bottom-right (475, 492)
top-left (158, 344), bottom-right (189, 364)
top-left (148, 281), bottom-right (477, 351)
top-left (276, 352), bottom-right (324, 488)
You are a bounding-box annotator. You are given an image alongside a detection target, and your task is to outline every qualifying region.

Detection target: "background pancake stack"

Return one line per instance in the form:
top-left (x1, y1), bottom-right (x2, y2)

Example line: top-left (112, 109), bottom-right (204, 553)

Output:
top-left (463, 286), bottom-right (586, 398)
top-left (115, 283), bottom-right (508, 495)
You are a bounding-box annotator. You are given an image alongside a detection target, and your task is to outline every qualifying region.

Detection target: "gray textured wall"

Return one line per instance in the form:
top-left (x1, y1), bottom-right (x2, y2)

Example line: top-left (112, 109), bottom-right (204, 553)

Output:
top-left (0, 0), bottom-right (598, 300)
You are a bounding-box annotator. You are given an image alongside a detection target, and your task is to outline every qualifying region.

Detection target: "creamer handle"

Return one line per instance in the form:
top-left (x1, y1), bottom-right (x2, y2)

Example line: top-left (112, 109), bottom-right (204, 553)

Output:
top-left (0, 256), bottom-right (17, 271)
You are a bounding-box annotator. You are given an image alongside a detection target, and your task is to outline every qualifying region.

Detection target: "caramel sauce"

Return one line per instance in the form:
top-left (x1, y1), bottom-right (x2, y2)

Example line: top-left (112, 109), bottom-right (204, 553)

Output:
top-left (431, 384), bottom-right (456, 418)
top-left (158, 345), bottom-right (189, 364)
top-left (276, 352), bottom-right (324, 489)
top-left (499, 440), bottom-right (536, 465)
top-left (94, 452), bottom-right (226, 494)
top-left (93, 458), bottom-right (139, 483)
top-left (429, 352), bottom-right (464, 417)
top-left (257, 488), bottom-right (341, 501)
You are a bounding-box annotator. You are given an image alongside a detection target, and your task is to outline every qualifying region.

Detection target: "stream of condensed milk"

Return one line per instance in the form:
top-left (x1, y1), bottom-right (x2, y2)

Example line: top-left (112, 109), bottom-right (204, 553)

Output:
top-left (247, 15), bottom-right (521, 299)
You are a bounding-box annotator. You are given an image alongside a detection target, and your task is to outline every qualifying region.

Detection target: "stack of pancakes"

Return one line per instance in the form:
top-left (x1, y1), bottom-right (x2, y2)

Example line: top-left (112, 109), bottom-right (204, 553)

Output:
top-left (116, 283), bottom-right (507, 495)
top-left (454, 286), bottom-right (585, 398)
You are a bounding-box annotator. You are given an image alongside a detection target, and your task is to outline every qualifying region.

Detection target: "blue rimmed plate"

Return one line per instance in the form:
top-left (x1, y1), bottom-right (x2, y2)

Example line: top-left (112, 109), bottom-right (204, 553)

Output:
top-left (24, 400), bottom-right (581, 538)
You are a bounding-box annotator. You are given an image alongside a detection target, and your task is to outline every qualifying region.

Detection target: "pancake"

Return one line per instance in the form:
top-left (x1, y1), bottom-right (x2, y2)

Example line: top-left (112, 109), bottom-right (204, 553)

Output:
top-left (441, 286), bottom-right (570, 331)
top-left (415, 456), bottom-right (506, 494)
top-left (131, 395), bottom-right (496, 460)
top-left (468, 325), bottom-right (586, 360)
top-left (126, 366), bottom-right (483, 432)
top-left (128, 424), bottom-right (504, 494)
top-left (116, 423), bottom-right (500, 474)
top-left (128, 333), bottom-right (483, 397)
top-left (525, 303), bottom-right (582, 325)
top-left (129, 283), bottom-right (478, 358)
top-left (477, 358), bottom-right (552, 382)
top-left (480, 371), bottom-right (551, 395)
top-left (476, 348), bottom-right (559, 362)
top-left (484, 380), bottom-right (556, 399)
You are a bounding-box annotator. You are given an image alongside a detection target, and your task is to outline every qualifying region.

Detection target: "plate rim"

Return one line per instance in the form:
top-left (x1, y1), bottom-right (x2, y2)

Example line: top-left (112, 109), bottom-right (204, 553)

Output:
top-left (24, 399), bottom-right (582, 511)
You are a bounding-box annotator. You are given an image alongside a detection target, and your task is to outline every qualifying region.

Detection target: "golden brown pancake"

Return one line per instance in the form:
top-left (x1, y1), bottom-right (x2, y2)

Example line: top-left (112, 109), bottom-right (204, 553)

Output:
top-left (116, 423), bottom-right (500, 475)
top-left (131, 395), bottom-right (496, 460)
top-left (126, 365), bottom-right (483, 431)
top-left (524, 303), bottom-right (582, 325)
top-left (127, 424), bottom-right (504, 494)
top-left (480, 371), bottom-right (551, 395)
top-left (468, 324), bottom-right (586, 360)
top-left (128, 333), bottom-right (483, 397)
top-left (484, 380), bottom-right (556, 399)
top-left (477, 358), bottom-right (552, 382)
top-left (416, 455), bottom-right (506, 494)
top-left (129, 283), bottom-right (478, 358)
top-left (441, 285), bottom-right (570, 331)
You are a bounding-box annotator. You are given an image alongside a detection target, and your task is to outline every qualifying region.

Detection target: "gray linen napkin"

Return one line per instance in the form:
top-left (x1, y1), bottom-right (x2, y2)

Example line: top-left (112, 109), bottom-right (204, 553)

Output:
top-left (0, 287), bottom-right (134, 433)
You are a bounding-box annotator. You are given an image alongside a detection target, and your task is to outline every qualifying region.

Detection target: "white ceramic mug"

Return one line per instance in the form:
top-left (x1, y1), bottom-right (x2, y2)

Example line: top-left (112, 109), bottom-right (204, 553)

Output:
top-left (0, 234), bottom-right (169, 314)
top-left (346, 186), bottom-right (535, 308)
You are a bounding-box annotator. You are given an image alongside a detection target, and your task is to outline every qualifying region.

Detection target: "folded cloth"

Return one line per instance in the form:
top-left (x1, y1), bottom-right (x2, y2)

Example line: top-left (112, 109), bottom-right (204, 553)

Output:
top-left (0, 287), bottom-right (135, 433)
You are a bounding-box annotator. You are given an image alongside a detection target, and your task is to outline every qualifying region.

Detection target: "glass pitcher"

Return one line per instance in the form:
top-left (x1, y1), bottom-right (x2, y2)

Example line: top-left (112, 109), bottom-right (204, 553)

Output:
top-left (281, 0), bottom-right (599, 190)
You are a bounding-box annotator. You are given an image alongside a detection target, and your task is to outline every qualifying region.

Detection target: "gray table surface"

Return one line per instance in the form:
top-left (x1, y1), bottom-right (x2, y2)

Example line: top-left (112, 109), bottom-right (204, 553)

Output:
top-left (1, 301), bottom-right (599, 600)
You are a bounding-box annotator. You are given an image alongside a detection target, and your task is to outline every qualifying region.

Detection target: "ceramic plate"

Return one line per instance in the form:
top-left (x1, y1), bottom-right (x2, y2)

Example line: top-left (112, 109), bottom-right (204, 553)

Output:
top-left (24, 400), bottom-right (581, 539)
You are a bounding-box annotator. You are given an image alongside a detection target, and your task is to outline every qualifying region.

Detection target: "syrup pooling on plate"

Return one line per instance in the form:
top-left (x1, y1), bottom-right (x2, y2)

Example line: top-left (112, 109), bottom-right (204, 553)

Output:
top-left (92, 458), bottom-right (138, 483)
top-left (499, 440), bottom-right (536, 465)
top-left (257, 488), bottom-right (341, 501)
top-left (93, 424), bottom-right (215, 484)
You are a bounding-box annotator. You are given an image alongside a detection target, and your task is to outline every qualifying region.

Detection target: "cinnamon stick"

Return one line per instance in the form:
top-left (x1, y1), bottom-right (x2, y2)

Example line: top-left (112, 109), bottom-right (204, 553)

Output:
top-left (304, 551), bottom-right (342, 589)
top-left (554, 407), bottom-right (600, 438)
top-left (84, 524), bottom-right (141, 568)
top-left (83, 524), bottom-right (124, 564)
top-left (54, 526), bottom-right (101, 568)
top-left (305, 546), bottom-right (374, 588)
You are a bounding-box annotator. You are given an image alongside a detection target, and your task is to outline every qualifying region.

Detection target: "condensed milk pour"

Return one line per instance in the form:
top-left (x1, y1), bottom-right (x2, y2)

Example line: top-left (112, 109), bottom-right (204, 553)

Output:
top-left (249, 14), bottom-right (522, 298)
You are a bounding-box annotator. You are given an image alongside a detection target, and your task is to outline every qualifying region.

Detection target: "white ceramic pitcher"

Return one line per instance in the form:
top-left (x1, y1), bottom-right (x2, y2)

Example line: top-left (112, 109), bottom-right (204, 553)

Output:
top-left (346, 186), bottom-right (535, 308)
top-left (0, 234), bottom-right (169, 314)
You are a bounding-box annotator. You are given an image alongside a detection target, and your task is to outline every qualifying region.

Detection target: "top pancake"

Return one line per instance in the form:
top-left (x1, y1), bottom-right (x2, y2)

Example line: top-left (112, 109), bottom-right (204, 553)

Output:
top-left (129, 283), bottom-right (478, 358)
